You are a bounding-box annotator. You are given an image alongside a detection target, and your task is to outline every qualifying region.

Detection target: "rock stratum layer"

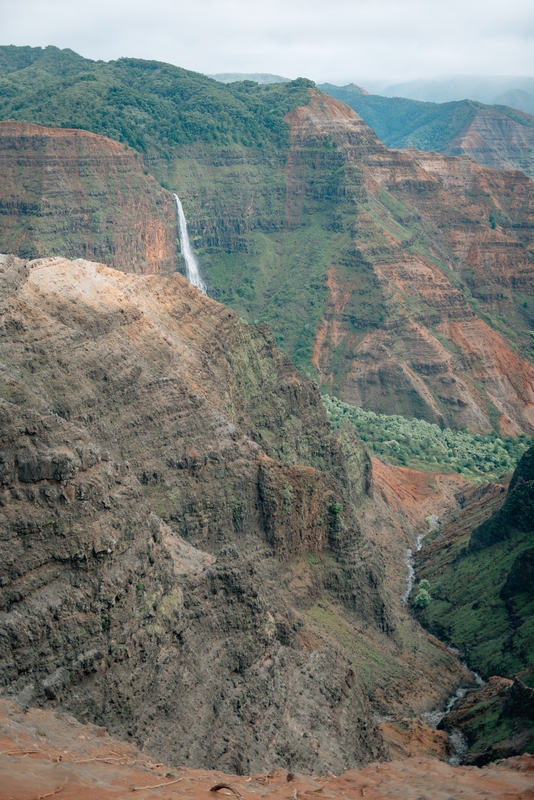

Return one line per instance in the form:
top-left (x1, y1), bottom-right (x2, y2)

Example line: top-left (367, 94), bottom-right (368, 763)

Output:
top-left (0, 255), bottom-right (469, 774)
top-left (164, 90), bottom-right (534, 436)
top-left (0, 121), bottom-right (177, 273)
top-left (319, 85), bottom-right (534, 179)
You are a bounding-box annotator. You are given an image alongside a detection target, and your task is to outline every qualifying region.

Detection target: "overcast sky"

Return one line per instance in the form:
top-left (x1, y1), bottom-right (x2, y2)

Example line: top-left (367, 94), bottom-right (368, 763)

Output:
top-left (2, 0), bottom-right (533, 84)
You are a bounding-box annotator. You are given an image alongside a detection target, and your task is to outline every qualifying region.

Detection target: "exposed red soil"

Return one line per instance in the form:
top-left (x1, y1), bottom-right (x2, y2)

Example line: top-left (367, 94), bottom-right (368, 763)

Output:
top-left (1, 699), bottom-right (533, 800)
top-left (371, 458), bottom-right (470, 530)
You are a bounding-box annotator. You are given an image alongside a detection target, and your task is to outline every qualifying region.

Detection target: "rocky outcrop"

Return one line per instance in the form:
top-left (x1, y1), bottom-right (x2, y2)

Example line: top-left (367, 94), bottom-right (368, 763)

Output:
top-left (0, 254), bottom-right (472, 772)
top-left (0, 122), bottom-right (177, 273)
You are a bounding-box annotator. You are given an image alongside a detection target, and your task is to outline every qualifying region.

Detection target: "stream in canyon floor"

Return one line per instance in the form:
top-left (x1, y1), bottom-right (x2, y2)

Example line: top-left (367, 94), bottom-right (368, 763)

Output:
top-left (403, 516), bottom-right (486, 766)
top-left (174, 194), bottom-right (207, 294)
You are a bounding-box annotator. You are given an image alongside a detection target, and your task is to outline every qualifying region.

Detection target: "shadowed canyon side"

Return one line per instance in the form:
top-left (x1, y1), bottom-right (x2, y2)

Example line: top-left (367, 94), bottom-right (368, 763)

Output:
top-left (0, 121), bottom-right (177, 274)
top-left (413, 444), bottom-right (534, 764)
top-left (282, 91), bottom-right (534, 435)
top-left (0, 254), bottom-right (472, 774)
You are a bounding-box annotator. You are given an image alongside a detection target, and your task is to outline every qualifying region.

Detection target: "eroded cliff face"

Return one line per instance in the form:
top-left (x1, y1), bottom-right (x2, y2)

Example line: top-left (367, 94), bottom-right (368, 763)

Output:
top-left (0, 122), bottom-right (177, 273)
top-left (283, 92), bottom-right (534, 435)
top-left (442, 106), bottom-right (534, 178)
top-left (0, 254), bottom-right (469, 773)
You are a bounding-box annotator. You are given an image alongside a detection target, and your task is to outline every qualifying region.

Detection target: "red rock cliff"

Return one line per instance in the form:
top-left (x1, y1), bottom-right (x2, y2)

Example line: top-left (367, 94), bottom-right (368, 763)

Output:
top-left (0, 121), bottom-right (177, 274)
top-left (286, 91), bottom-right (534, 435)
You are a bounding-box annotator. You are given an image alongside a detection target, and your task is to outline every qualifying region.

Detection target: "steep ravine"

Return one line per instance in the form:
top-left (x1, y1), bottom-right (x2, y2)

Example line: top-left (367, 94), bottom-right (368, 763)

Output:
top-left (0, 254), bottom-right (472, 773)
top-left (412, 456), bottom-right (534, 763)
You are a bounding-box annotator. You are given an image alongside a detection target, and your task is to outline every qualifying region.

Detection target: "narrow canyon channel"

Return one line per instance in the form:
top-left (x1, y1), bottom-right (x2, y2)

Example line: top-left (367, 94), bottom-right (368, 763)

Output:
top-left (404, 516), bottom-right (486, 766)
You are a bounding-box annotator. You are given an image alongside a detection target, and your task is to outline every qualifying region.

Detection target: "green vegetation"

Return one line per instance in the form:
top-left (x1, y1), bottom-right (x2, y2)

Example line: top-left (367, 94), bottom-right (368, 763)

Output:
top-left (414, 586), bottom-right (432, 608)
top-left (0, 45), bottom-right (312, 153)
top-left (2, 46), bottom-right (533, 428)
top-left (319, 83), bottom-right (534, 173)
top-left (324, 394), bottom-right (532, 481)
top-left (414, 445), bottom-right (534, 680)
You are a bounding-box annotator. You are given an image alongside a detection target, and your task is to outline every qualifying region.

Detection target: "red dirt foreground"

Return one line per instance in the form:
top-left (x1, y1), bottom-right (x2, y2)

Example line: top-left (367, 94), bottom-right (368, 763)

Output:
top-left (1, 700), bottom-right (533, 800)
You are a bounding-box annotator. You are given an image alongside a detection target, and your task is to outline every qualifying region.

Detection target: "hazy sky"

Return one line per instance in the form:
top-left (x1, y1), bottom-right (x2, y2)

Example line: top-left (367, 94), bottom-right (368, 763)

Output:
top-left (2, 0), bottom-right (533, 84)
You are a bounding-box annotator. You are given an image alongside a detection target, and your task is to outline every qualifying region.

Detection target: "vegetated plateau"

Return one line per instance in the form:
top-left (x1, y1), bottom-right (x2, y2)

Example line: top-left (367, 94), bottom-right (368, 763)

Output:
top-left (325, 395), bottom-right (533, 481)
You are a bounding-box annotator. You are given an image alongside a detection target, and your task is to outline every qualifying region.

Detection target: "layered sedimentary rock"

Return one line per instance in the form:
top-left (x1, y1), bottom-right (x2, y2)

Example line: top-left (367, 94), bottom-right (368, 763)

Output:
top-left (281, 92), bottom-right (534, 435)
top-left (0, 122), bottom-right (176, 273)
top-left (0, 254), bottom-right (469, 773)
top-left (442, 106), bottom-right (534, 178)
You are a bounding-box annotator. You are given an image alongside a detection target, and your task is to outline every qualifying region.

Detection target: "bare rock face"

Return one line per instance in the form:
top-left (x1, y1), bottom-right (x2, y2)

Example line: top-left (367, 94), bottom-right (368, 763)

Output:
top-left (0, 254), bottom-right (478, 772)
top-left (284, 92), bottom-right (534, 435)
top-left (0, 122), bottom-right (177, 273)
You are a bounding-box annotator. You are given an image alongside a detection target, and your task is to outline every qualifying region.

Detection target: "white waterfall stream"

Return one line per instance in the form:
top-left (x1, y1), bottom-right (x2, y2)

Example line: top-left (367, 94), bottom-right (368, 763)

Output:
top-left (174, 195), bottom-right (206, 294)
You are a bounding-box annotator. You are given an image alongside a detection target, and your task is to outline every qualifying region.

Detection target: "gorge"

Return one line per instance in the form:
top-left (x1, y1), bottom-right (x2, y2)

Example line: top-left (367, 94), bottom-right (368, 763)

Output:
top-left (0, 43), bottom-right (533, 791)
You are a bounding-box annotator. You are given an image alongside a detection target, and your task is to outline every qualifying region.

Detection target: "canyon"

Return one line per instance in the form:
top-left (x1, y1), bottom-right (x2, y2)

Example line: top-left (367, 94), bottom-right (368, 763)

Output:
top-left (0, 45), bottom-right (533, 786)
top-left (1, 48), bottom-right (534, 437)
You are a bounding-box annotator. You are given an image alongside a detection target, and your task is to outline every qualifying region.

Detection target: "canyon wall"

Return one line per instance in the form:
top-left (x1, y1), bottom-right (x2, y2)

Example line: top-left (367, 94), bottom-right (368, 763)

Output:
top-left (0, 121), bottom-right (177, 273)
top-left (0, 254), bottom-right (469, 773)
top-left (167, 90), bottom-right (534, 435)
top-left (282, 92), bottom-right (534, 434)
top-left (1, 49), bottom-right (533, 435)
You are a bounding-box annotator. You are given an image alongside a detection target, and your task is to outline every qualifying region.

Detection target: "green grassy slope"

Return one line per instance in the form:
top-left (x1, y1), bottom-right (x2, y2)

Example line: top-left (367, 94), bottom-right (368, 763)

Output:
top-left (414, 445), bottom-right (534, 681)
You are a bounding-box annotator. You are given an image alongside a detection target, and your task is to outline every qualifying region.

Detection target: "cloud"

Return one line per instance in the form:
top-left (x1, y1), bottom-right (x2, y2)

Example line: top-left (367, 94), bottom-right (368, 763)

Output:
top-left (2, 0), bottom-right (533, 82)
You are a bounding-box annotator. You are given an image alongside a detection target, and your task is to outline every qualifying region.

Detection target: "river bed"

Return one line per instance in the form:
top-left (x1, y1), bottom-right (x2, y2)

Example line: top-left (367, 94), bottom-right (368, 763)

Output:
top-left (404, 518), bottom-right (486, 766)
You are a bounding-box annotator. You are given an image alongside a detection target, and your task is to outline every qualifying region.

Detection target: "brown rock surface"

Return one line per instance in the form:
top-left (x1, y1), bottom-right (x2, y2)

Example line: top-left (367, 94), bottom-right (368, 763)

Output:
top-left (1, 698), bottom-right (533, 800)
top-left (0, 121), bottom-right (177, 273)
top-left (0, 254), bottom-right (472, 773)
top-left (443, 106), bottom-right (534, 178)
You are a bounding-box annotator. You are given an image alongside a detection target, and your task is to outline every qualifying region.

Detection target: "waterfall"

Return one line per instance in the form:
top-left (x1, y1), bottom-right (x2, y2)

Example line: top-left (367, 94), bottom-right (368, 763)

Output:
top-left (174, 194), bottom-right (206, 294)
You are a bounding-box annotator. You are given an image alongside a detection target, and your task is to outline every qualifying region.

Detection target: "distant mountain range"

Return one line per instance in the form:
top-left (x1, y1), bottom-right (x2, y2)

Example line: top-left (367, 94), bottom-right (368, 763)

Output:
top-left (378, 76), bottom-right (534, 116)
top-left (319, 83), bottom-right (534, 179)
